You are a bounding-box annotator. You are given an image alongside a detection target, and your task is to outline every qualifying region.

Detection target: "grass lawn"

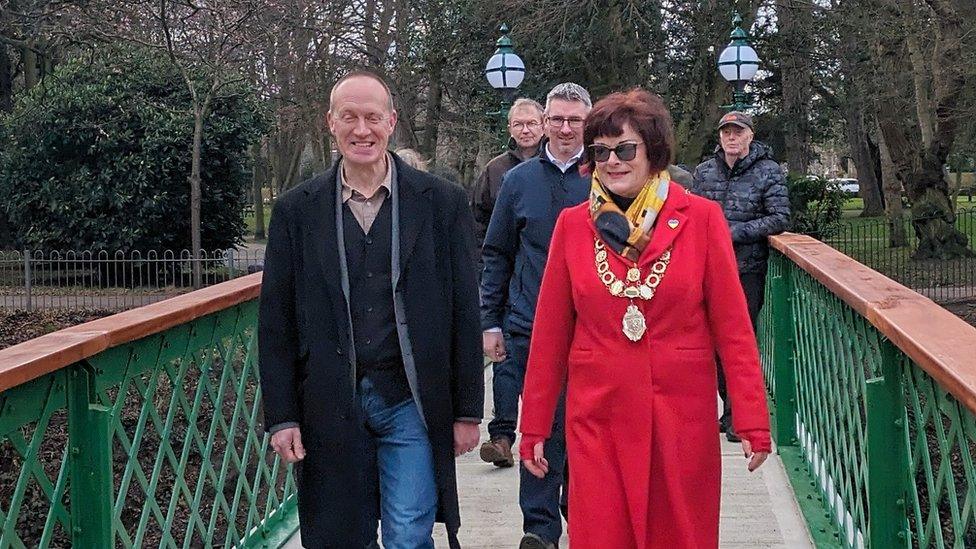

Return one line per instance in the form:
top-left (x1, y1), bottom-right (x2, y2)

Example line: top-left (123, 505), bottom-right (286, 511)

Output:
top-left (243, 203), bottom-right (273, 241)
top-left (841, 195), bottom-right (976, 217)
top-left (824, 202), bottom-right (976, 299)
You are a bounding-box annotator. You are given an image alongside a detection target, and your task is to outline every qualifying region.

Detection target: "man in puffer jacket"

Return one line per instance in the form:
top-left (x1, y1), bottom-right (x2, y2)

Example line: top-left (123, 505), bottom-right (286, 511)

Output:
top-left (691, 111), bottom-right (790, 443)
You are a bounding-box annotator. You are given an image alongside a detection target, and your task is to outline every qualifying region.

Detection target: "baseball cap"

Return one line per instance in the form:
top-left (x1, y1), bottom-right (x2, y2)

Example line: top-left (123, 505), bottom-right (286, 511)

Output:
top-left (718, 111), bottom-right (753, 131)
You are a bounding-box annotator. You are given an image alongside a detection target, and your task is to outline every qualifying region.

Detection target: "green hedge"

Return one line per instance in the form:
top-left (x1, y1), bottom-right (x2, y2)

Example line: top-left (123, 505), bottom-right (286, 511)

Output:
top-left (0, 49), bottom-right (268, 251)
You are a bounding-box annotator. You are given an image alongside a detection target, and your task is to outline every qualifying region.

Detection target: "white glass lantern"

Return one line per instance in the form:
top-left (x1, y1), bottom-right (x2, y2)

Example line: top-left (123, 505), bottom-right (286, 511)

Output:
top-left (484, 24), bottom-right (525, 91)
top-left (718, 43), bottom-right (760, 84)
top-left (485, 52), bottom-right (525, 90)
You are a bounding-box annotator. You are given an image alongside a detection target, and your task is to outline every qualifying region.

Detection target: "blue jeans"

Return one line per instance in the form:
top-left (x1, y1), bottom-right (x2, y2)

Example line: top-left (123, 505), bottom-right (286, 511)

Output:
top-left (359, 376), bottom-right (437, 549)
top-left (491, 334), bottom-right (568, 544)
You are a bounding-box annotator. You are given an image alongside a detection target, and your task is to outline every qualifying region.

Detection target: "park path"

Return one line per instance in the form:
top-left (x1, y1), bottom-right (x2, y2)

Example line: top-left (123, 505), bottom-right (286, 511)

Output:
top-left (284, 367), bottom-right (812, 548)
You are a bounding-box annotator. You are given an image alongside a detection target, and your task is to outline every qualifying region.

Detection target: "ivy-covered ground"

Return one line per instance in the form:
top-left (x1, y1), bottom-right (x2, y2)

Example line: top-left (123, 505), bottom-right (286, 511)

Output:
top-left (0, 309), bottom-right (113, 349)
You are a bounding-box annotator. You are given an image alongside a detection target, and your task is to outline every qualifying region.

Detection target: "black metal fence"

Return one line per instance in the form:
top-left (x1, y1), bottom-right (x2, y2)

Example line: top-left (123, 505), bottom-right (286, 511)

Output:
top-left (820, 208), bottom-right (976, 303)
top-left (3, 210), bottom-right (973, 312)
top-left (0, 249), bottom-right (265, 311)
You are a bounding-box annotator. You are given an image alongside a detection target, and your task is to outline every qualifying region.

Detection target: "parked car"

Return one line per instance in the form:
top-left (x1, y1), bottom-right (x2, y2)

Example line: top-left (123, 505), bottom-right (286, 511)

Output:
top-left (829, 178), bottom-right (859, 196)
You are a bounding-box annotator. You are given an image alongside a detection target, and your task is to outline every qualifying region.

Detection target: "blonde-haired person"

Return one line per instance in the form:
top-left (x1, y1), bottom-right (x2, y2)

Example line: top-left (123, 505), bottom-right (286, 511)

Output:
top-left (395, 148), bottom-right (429, 171)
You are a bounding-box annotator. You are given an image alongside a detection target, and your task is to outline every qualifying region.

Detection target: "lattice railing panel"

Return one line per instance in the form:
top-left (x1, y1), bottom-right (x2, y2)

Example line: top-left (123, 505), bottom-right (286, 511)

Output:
top-left (903, 357), bottom-right (976, 548)
top-left (758, 252), bottom-right (782, 397)
top-left (790, 272), bottom-right (872, 548)
top-left (0, 298), bottom-right (297, 548)
top-left (762, 247), bottom-right (976, 548)
top-left (0, 372), bottom-right (71, 549)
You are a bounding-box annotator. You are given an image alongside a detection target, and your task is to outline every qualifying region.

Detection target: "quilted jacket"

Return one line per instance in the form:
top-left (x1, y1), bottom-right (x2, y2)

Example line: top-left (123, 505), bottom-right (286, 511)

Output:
top-left (690, 141), bottom-right (790, 273)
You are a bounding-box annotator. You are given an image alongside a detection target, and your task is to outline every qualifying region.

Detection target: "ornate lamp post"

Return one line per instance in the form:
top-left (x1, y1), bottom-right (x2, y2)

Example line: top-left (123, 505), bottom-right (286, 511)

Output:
top-left (484, 24), bottom-right (525, 147)
top-left (718, 13), bottom-right (760, 112)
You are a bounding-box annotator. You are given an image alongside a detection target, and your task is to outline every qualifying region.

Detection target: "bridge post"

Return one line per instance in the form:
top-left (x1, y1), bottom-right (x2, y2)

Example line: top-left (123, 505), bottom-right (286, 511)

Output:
top-left (865, 340), bottom-right (910, 548)
top-left (66, 361), bottom-right (114, 548)
top-left (770, 257), bottom-right (798, 448)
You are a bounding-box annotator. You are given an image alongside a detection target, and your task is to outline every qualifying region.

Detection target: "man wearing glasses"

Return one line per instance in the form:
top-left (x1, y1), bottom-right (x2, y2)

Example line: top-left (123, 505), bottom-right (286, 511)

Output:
top-left (471, 98), bottom-right (546, 251)
top-left (480, 82), bottom-right (591, 549)
top-left (259, 71), bottom-right (483, 548)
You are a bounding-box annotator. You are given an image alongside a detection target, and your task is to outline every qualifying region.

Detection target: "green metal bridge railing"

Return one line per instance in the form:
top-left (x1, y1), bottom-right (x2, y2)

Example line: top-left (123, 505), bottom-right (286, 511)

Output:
top-left (760, 234), bottom-right (976, 548)
top-left (3, 233), bottom-right (975, 548)
top-left (0, 273), bottom-right (298, 548)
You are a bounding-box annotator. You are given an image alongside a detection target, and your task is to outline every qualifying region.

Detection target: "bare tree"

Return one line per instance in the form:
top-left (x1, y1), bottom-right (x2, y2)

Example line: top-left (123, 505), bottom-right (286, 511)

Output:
top-left (73, 0), bottom-right (270, 284)
top-left (873, 0), bottom-right (974, 259)
top-left (777, 0), bottom-right (814, 174)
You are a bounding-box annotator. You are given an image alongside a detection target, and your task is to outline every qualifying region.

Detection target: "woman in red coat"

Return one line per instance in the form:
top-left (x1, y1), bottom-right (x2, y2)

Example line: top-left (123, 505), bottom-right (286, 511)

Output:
top-left (519, 88), bottom-right (771, 549)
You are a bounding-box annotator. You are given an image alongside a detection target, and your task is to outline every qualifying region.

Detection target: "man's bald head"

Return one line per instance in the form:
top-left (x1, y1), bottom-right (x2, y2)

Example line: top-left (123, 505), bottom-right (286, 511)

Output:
top-left (329, 71), bottom-right (395, 113)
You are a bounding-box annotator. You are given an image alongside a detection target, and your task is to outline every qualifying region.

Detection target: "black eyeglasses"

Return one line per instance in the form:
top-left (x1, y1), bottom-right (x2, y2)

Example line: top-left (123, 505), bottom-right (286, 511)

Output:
top-left (510, 120), bottom-right (542, 130)
top-left (546, 116), bottom-right (585, 129)
top-left (588, 141), bottom-right (643, 162)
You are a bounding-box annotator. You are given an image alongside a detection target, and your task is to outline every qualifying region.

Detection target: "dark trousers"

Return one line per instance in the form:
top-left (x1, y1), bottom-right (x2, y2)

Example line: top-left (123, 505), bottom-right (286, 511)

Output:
top-left (489, 333), bottom-right (568, 544)
top-left (487, 333), bottom-right (526, 445)
top-left (718, 271), bottom-right (766, 430)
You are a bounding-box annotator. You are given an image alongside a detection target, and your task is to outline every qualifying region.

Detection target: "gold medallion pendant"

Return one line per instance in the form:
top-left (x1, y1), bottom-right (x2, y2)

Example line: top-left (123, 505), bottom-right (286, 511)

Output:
top-left (593, 237), bottom-right (672, 343)
top-left (622, 302), bottom-right (647, 342)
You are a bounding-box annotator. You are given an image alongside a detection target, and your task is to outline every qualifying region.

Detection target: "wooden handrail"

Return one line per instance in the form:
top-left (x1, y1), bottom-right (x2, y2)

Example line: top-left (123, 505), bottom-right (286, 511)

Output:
top-left (4, 236), bottom-right (974, 415)
top-left (0, 273), bottom-right (263, 392)
top-left (770, 233), bottom-right (976, 414)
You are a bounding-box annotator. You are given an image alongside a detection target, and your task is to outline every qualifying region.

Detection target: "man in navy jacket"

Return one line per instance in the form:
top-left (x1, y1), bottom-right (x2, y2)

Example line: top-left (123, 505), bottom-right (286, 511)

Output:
top-left (480, 82), bottom-right (591, 549)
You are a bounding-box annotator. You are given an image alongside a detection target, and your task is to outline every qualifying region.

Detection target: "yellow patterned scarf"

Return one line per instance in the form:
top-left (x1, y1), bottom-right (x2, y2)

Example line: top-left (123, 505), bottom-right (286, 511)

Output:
top-left (588, 170), bottom-right (670, 261)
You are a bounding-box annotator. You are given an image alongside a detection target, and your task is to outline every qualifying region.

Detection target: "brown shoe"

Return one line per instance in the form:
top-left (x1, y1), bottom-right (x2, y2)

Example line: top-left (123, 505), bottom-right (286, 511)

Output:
top-left (479, 437), bottom-right (515, 467)
top-left (519, 533), bottom-right (555, 549)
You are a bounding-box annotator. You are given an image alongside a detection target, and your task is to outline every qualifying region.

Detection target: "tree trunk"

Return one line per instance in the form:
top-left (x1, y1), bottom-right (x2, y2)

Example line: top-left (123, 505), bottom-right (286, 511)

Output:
top-left (269, 135), bottom-right (303, 193)
top-left (873, 0), bottom-right (973, 259)
top-left (906, 155), bottom-right (971, 259)
top-left (250, 143), bottom-right (266, 240)
top-left (845, 107), bottom-right (885, 216)
top-left (389, 0), bottom-right (418, 150)
top-left (0, 43), bottom-right (10, 241)
top-left (877, 127), bottom-right (907, 247)
top-left (420, 61), bottom-right (443, 160)
top-left (906, 34), bottom-right (934, 150)
top-left (0, 43), bottom-right (12, 113)
top-left (835, 0), bottom-right (886, 215)
top-left (778, 0), bottom-right (814, 175)
top-left (22, 43), bottom-right (38, 89)
top-left (283, 143), bottom-right (304, 190)
top-left (311, 118), bottom-right (331, 171)
top-left (190, 106), bottom-right (204, 287)
top-left (392, 82), bottom-right (419, 150)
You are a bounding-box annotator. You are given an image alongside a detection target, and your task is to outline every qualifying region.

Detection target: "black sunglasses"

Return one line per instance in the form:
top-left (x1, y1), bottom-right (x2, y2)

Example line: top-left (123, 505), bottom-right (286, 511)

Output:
top-left (587, 141), bottom-right (643, 162)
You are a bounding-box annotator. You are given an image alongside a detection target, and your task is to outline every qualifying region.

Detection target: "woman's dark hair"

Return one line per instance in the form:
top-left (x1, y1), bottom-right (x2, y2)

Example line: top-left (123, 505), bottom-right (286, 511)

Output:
top-left (582, 88), bottom-right (674, 174)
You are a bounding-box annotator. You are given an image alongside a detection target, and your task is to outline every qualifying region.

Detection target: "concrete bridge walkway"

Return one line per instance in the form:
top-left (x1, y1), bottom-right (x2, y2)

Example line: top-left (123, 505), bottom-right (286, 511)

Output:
top-left (285, 368), bottom-right (813, 548)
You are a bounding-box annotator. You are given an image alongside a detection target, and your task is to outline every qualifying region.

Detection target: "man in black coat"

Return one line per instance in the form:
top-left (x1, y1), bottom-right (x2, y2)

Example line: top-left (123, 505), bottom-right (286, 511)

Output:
top-left (690, 111), bottom-right (790, 442)
top-left (258, 71), bottom-right (484, 548)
